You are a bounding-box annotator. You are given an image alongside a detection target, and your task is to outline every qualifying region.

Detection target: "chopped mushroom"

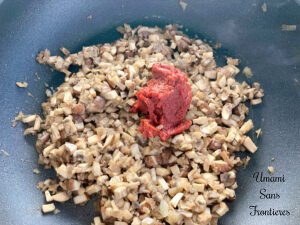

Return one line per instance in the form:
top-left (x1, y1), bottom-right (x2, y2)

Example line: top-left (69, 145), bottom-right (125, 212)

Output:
top-left (52, 192), bottom-right (70, 202)
top-left (158, 177), bottom-right (169, 191)
top-left (21, 24), bottom-right (263, 225)
top-left (41, 203), bottom-right (56, 214)
top-left (170, 192), bottom-right (184, 208)
top-left (222, 103), bottom-right (233, 120)
top-left (251, 98), bottom-right (262, 105)
top-left (45, 190), bottom-right (53, 202)
top-left (73, 194), bottom-right (89, 205)
top-left (33, 168), bottom-right (41, 175)
top-left (243, 136), bottom-right (258, 153)
top-left (242, 67), bottom-right (253, 78)
top-left (214, 202), bottom-right (229, 216)
top-left (240, 119), bottom-right (254, 134)
top-left (267, 166), bottom-right (275, 174)
top-left (93, 217), bottom-right (104, 225)
top-left (60, 47), bottom-right (70, 56)
top-left (16, 81), bottom-right (28, 88)
top-left (159, 199), bottom-right (169, 218)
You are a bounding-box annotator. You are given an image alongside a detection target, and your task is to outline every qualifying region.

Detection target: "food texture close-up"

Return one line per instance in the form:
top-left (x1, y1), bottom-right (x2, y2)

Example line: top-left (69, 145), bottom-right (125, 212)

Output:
top-left (0, 1), bottom-right (299, 225)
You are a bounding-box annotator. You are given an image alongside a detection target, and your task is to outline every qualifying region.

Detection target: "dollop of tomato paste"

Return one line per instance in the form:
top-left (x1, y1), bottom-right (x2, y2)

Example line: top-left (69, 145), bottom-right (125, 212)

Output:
top-left (132, 63), bottom-right (192, 141)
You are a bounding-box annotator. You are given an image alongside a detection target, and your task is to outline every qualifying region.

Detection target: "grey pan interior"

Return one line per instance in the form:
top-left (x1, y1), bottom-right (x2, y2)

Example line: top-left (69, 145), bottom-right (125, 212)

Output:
top-left (0, 0), bottom-right (299, 225)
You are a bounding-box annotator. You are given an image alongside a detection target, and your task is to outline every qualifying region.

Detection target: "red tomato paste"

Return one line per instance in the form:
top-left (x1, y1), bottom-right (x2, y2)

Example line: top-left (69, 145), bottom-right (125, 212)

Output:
top-left (132, 63), bottom-right (192, 141)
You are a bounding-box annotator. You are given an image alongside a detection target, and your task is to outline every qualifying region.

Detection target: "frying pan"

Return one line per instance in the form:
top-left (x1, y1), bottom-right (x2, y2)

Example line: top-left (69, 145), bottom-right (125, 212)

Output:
top-left (0, 0), bottom-right (299, 225)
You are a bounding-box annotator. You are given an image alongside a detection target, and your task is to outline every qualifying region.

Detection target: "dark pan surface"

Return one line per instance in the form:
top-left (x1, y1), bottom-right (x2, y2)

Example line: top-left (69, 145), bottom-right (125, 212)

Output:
top-left (0, 0), bottom-right (299, 225)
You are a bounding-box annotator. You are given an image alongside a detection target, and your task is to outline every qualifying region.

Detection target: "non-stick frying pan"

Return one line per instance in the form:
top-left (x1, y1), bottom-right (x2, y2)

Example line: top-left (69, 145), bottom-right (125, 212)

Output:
top-left (0, 0), bottom-right (299, 225)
